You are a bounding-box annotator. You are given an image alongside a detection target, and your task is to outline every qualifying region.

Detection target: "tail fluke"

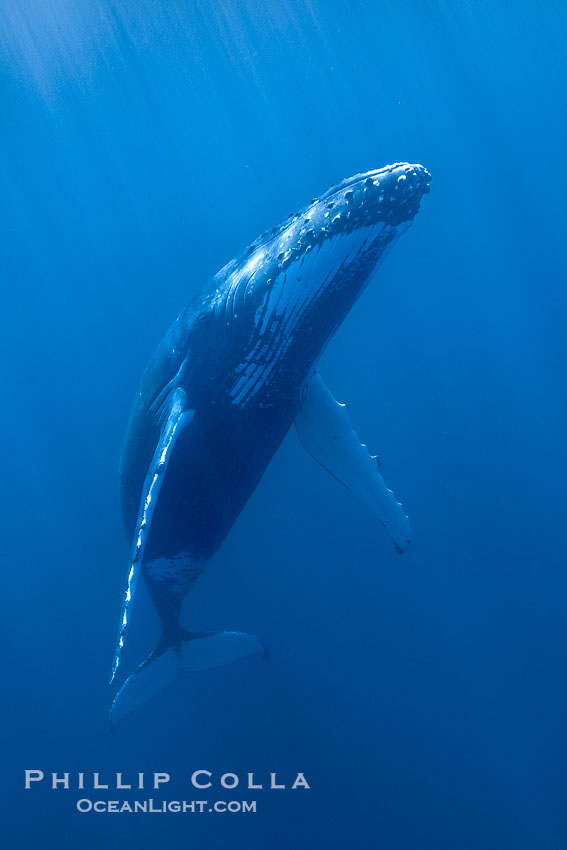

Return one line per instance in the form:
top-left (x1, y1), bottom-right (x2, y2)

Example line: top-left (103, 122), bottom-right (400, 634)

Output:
top-left (110, 630), bottom-right (266, 730)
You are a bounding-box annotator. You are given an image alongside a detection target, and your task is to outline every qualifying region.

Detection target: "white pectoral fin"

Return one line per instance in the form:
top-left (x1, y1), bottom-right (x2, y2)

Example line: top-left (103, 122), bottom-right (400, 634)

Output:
top-left (295, 372), bottom-right (411, 553)
top-left (110, 387), bottom-right (194, 684)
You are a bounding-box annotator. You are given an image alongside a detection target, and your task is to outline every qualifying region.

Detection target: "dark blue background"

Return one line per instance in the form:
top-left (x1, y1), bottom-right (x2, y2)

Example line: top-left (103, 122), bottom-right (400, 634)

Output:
top-left (1, 1), bottom-right (566, 847)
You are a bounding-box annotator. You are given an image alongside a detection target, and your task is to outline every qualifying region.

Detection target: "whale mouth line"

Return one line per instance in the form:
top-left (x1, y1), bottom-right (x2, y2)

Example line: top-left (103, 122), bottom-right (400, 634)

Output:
top-left (263, 163), bottom-right (430, 276)
top-left (242, 162), bottom-right (431, 269)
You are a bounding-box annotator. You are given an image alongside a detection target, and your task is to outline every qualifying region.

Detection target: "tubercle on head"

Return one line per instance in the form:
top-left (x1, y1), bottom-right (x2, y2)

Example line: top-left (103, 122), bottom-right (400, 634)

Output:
top-left (243, 163), bottom-right (431, 274)
top-left (313, 162), bottom-right (431, 225)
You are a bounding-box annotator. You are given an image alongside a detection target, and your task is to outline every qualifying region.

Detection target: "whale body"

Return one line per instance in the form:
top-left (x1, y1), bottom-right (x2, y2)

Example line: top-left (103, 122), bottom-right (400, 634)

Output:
top-left (110, 162), bottom-right (431, 727)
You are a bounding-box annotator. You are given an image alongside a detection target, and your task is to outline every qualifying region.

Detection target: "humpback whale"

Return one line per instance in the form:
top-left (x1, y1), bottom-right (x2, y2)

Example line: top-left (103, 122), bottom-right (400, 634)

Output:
top-left (110, 162), bottom-right (431, 727)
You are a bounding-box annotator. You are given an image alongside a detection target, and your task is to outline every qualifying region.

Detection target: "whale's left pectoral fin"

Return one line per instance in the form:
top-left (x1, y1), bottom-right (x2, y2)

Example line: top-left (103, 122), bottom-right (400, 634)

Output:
top-left (110, 387), bottom-right (194, 685)
top-left (295, 372), bottom-right (412, 553)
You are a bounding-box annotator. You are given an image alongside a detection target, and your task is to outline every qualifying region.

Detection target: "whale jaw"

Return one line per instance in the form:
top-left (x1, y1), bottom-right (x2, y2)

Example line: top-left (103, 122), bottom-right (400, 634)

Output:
top-left (240, 162), bottom-right (431, 276)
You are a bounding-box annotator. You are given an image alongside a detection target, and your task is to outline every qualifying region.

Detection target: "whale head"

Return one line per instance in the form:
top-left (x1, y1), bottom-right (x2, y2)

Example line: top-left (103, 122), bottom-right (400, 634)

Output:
top-left (302, 161), bottom-right (432, 236)
top-left (242, 161), bottom-right (430, 268)
top-left (234, 161), bottom-right (430, 323)
top-left (233, 162), bottom-right (431, 306)
top-left (208, 163), bottom-right (431, 405)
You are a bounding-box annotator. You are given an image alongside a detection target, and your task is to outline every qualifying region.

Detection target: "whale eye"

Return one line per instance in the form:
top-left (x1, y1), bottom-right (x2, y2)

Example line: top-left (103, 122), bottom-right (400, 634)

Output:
top-left (326, 201), bottom-right (335, 209)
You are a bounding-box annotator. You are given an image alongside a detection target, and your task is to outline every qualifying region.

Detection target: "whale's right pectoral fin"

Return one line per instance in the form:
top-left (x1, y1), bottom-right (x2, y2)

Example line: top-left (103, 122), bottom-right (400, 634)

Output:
top-left (110, 631), bottom-right (266, 730)
top-left (295, 372), bottom-right (412, 553)
top-left (110, 387), bottom-right (194, 685)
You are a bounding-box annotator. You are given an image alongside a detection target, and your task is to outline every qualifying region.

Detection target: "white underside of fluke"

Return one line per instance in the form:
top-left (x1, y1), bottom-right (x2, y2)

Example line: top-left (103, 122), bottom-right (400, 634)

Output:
top-left (110, 631), bottom-right (265, 730)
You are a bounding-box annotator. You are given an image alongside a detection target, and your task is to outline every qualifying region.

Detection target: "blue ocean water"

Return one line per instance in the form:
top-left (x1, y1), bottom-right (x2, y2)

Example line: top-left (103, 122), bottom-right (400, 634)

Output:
top-left (2, 0), bottom-right (566, 847)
